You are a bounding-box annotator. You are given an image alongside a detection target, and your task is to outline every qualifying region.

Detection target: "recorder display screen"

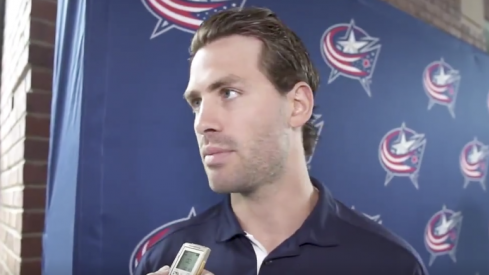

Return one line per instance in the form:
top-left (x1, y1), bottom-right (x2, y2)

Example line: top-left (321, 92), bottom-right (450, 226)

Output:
top-left (176, 251), bottom-right (200, 272)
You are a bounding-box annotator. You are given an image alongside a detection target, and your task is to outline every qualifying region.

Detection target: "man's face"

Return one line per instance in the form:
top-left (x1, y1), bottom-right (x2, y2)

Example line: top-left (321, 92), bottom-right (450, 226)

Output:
top-left (184, 35), bottom-right (290, 194)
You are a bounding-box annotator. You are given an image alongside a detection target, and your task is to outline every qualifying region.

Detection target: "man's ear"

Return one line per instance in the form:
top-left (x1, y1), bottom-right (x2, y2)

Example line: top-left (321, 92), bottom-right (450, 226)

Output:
top-left (287, 81), bottom-right (314, 129)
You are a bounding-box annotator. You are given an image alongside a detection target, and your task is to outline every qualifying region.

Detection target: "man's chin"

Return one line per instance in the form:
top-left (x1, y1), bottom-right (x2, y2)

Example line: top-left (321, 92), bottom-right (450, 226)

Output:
top-left (208, 183), bottom-right (235, 194)
top-left (207, 176), bottom-right (237, 194)
top-left (207, 177), bottom-right (257, 194)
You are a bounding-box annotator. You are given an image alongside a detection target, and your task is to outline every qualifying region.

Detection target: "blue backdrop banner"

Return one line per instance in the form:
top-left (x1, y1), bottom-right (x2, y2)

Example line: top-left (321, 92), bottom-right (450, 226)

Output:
top-left (43, 0), bottom-right (489, 274)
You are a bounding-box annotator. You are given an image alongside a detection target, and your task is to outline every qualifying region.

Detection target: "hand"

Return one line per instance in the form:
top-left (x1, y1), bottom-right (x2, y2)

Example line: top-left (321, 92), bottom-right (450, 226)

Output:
top-left (148, 265), bottom-right (214, 275)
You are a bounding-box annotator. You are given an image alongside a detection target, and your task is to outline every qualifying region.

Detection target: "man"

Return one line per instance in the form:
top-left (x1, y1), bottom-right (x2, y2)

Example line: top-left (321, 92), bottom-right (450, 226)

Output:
top-left (135, 7), bottom-right (428, 275)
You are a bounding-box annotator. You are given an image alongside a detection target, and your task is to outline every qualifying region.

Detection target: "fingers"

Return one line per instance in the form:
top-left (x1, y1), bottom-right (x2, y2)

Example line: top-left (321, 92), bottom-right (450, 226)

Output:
top-left (148, 265), bottom-right (169, 275)
top-left (148, 265), bottom-right (214, 275)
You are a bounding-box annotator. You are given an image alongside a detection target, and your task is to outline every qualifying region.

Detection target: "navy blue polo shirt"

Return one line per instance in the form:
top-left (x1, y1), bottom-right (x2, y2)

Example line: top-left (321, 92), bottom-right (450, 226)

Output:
top-left (134, 178), bottom-right (428, 275)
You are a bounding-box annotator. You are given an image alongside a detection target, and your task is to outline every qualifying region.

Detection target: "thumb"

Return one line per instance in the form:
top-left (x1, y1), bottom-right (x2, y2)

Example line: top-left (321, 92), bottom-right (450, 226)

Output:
top-left (150, 265), bottom-right (170, 274)
top-left (201, 269), bottom-right (215, 275)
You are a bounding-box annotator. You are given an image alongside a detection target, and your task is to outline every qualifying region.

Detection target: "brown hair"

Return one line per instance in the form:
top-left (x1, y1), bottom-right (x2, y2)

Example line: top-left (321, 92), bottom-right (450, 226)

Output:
top-left (190, 7), bottom-right (320, 157)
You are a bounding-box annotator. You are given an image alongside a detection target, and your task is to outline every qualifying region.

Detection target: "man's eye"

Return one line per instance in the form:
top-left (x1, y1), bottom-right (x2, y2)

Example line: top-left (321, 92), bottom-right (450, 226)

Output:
top-left (223, 89), bottom-right (238, 99)
top-left (191, 98), bottom-right (201, 107)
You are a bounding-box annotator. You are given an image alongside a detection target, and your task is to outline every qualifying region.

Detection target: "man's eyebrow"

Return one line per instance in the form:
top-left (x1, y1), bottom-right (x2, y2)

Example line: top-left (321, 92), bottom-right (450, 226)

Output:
top-left (183, 74), bottom-right (243, 100)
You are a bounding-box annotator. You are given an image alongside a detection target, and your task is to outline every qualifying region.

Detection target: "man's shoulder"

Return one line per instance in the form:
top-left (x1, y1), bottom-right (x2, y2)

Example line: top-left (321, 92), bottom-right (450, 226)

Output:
top-left (133, 202), bottom-right (223, 275)
top-left (336, 201), bottom-right (414, 250)
top-left (334, 201), bottom-right (428, 273)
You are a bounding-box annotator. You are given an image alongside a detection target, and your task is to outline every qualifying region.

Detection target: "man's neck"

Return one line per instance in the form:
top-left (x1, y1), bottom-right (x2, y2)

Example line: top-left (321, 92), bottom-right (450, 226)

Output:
top-left (230, 160), bottom-right (318, 252)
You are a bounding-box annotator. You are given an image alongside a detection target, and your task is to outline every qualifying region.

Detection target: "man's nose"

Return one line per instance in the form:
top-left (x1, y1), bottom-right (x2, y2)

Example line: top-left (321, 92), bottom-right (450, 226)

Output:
top-left (194, 99), bottom-right (222, 135)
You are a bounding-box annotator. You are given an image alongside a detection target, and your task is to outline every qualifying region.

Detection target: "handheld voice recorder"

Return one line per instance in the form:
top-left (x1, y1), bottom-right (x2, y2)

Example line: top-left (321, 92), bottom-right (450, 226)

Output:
top-left (168, 243), bottom-right (211, 275)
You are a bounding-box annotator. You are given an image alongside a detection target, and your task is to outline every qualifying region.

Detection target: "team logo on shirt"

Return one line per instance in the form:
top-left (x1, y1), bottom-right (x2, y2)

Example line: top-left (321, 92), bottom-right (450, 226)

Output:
top-left (424, 205), bottom-right (463, 266)
top-left (306, 113), bottom-right (324, 169)
top-left (422, 58), bottom-right (460, 118)
top-left (460, 138), bottom-right (488, 191)
top-left (351, 206), bottom-right (382, 224)
top-left (378, 123), bottom-right (427, 190)
top-left (320, 19), bottom-right (381, 97)
top-left (141, 0), bottom-right (247, 39)
top-left (128, 207), bottom-right (197, 275)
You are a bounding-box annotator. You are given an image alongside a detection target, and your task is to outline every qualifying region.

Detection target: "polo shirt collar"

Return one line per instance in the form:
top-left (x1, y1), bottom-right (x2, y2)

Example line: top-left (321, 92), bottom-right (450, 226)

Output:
top-left (216, 177), bottom-right (340, 247)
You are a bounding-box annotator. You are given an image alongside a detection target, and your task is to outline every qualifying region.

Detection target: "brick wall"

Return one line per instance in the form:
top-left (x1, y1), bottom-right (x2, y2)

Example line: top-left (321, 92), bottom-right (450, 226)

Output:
top-left (486, 0), bottom-right (489, 20)
top-left (381, 0), bottom-right (487, 51)
top-left (485, 0), bottom-right (489, 51)
top-left (0, 0), bottom-right (56, 274)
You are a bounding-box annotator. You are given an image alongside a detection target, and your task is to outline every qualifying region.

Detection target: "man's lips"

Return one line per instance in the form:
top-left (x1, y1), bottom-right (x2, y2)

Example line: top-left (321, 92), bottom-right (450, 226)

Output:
top-left (202, 146), bottom-right (234, 166)
top-left (202, 146), bottom-right (233, 157)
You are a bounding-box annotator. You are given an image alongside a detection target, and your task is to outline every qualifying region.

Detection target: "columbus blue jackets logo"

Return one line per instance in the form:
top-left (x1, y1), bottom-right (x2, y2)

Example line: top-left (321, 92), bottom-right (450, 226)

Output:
top-left (379, 123), bottom-right (426, 190)
top-left (320, 19), bottom-right (381, 97)
top-left (128, 208), bottom-right (197, 275)
top-left (306, 113), bottom-right (324, 169)
top-left (460, 138), bottom-right (488, 191)
top-left (422, 58), bottom-right (460, 118)
top-left (141, 0), bottom-right (247, 39)
top-left (351, 206), bottom-right (382, 224)
top-left (424, 205), bottom-right (463, 266)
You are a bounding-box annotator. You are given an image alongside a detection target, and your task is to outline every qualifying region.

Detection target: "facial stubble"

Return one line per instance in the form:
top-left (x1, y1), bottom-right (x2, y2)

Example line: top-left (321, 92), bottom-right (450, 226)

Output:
top-left (207, 107), bottom-right (290, 196)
